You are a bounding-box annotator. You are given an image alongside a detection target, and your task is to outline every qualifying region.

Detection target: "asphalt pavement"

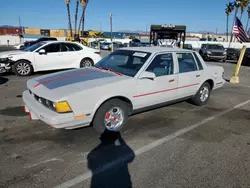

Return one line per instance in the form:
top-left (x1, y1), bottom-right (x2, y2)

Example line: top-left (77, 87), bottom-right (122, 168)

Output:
top-left (1, 58), bottom-right (250, 188)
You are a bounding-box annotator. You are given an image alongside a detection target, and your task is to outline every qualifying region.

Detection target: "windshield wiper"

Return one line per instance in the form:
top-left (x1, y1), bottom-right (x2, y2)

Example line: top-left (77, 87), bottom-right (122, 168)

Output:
top-left (94, 66), bottom-right (123, 76)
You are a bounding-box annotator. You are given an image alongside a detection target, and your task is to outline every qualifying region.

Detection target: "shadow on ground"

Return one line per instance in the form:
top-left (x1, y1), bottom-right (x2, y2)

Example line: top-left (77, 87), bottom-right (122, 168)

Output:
top-left (0, 77), bottom-right (9, 85)
top-left (87, 130), bottom-right (135, 188)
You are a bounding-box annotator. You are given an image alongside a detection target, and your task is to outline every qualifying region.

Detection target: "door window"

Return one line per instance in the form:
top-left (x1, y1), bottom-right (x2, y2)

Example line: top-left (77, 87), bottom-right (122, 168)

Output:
top-left (176, 53), bottom-right (198, 73)
top-left (43, 43), bottom-right (60, 53)
top-left (146, 53), bottom-right (174, 77)
top-left (64, 43), bottom-right (83, 51)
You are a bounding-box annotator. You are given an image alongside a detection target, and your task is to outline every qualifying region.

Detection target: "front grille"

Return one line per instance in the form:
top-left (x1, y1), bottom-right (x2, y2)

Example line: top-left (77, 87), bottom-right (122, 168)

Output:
top-left (29, 90), bottom-right (55, 111)
top-left (211, 52), bottom-right (224, 56)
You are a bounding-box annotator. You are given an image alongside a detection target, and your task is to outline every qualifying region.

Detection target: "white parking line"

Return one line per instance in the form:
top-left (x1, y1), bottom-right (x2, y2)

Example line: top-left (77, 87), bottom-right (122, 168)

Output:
top-left (54, 99), bottom-right (250, 188)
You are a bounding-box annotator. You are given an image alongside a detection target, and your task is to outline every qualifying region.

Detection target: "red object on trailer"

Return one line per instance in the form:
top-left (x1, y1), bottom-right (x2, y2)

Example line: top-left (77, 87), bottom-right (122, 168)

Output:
top-left (0, 27), bottom-right (21, 35)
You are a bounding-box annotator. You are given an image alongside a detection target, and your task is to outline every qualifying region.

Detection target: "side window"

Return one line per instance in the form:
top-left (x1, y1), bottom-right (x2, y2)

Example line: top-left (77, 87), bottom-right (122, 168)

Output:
top-left (146, 53), bottom-right (174, 77)
top-left (193, 52), bottom-right (203, 70)
top-left (177, 53), bottom-right (198, 73)
top-left (43, 44), bottom-right (60, 53)
top-left (64, 43), bottom-right (83, 51)
top-left (60, 44), bottom-right (70, 52)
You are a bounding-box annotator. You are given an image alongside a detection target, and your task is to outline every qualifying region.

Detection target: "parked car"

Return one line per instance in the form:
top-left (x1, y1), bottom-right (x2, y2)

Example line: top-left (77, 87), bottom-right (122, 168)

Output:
top-left (100, 42), bottom-right (111, 50)
top-left (242, 47), bottom-right (250, 66)
top-left (23, 37), bottom-right (57, 49)
top-left (226, 48), bottom-right (240, 61)
top-left (183, 44), bottom-right (193, 50)
top-left (22, 47), bottom-right (225, 133)
top-left (13, 43), bottom-right (24, 50)
top-left (0, 41), bottom-right (102, 76)
top-left (199, 43), bottom-right (227, 62)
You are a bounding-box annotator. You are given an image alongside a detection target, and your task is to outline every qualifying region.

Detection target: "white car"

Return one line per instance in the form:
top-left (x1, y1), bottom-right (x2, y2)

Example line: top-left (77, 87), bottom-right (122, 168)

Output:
top-left (22, 47), bottom-right (225, 133)
top-left (13, 43), bottom-right (24, 50)
top-left (0, 41), bottom-right (102, 76)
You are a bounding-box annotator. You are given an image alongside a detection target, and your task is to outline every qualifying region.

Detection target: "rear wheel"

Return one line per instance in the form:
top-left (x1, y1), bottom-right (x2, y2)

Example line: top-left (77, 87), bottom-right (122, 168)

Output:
top-left (190, 82), bottom-right (211, 106)
top-left (13, 60), bottom-right (33, 76)
top-left (93, 99), bottom-right (129, 134)
top-left (80, 58), bottom-right (94, 68)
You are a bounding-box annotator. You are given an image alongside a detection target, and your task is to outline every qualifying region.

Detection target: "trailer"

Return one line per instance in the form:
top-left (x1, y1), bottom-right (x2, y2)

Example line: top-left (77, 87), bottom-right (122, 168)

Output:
top-left (149, 24), bottom-right (186, 47)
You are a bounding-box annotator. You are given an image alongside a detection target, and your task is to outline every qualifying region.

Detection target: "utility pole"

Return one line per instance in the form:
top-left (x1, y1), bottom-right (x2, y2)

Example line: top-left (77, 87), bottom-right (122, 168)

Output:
top-left (18, 16), bottom-right (22, 43)
top-left (110, 13), bottom-right (113, 52)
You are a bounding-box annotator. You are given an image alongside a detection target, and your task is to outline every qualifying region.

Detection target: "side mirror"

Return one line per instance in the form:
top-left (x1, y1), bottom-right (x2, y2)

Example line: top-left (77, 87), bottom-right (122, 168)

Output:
top-left (38, 49), bottom-right (46, 55)
top-left (139, 71), bottom-right (156, 80)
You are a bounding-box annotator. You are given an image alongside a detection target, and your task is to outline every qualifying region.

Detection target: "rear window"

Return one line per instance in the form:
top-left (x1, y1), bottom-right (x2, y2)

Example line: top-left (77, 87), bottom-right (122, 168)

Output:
top-left (193, 52), bottom-right (203, 70)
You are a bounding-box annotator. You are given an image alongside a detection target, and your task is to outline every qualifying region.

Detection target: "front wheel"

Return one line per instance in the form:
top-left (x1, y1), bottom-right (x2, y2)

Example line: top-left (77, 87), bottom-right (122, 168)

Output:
top-left (13, 60), bottom-right (33, 76)
top-left (190, 82), bottom-right (211, 106)
top-left (93, 99), bottom-right (129, 134)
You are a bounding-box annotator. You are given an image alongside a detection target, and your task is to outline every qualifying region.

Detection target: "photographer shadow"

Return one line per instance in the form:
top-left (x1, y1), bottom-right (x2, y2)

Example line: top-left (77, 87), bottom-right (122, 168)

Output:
top-left (87, 130), bottom-right (135, 188)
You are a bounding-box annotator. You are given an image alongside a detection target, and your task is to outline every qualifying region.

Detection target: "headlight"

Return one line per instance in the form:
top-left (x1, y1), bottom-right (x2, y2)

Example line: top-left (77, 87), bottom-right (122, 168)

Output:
top-left (207, 51), bottom-right (211, 54)
top-left (223, 51), bottom-right (227, 55)
top-left (0, 57), bottom-right (8, 62)
top-left (54, 101), bottom-right (72, 113)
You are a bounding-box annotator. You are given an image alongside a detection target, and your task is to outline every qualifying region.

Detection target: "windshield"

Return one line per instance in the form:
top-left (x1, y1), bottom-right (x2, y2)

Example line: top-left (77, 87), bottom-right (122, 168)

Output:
top-left (96, 50), bottom-right (151, 77)
top-left (23, 42), bottom-right (46, 52)
top-left (207, 45), bottom-right (224, 50)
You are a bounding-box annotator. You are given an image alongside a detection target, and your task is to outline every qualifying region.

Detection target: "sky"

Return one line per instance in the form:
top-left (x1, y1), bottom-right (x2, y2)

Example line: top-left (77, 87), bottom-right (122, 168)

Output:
top-left (0, 0), bottom-right (248, 33)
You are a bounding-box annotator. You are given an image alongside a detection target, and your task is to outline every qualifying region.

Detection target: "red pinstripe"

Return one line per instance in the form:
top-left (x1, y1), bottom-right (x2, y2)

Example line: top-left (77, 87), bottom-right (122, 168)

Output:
top-left (133, 83), bottom-right (200, 98)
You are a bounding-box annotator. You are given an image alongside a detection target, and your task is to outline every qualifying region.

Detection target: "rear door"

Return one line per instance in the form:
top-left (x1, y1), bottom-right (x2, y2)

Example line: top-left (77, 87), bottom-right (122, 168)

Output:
top-left (59, 43), bottom-right (83, 68)
top-left (175, 52), bottom-right (202, 99)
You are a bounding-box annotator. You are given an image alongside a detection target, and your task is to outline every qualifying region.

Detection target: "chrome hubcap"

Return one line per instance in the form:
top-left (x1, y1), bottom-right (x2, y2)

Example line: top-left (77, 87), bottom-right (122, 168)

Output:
top-left (16, 62), bottom-right (30, 75)
top-left (104, 107), bottom-right (124, 131)
top-left (200, 86), bottom-right (209, 102)
top-left (83, 60), bottom-right (92, 67)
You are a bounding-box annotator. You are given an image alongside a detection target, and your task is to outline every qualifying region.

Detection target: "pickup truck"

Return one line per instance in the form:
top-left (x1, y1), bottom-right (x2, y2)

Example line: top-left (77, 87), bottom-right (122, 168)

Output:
top-left (22, 47), bottom-right (225, 133)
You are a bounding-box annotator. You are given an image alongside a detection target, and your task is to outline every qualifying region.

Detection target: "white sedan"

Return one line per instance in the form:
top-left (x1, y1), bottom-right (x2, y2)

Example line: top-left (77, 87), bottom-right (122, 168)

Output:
top-left (0, 41), bottom-right (102, 76)
top-left (22, 47), bottom-right (225, 133)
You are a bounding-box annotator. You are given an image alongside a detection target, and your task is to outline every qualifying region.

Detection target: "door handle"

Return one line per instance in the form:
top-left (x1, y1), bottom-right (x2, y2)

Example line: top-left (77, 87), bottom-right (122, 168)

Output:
top-left (169, 79), bottom-right (175, 82)
top-left (196, 75), bottom-right (200, 77)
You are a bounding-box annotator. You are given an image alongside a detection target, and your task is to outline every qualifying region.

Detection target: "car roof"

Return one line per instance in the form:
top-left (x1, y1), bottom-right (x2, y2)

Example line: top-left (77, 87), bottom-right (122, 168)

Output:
top-left (119, 47), bottom-right (194, 53)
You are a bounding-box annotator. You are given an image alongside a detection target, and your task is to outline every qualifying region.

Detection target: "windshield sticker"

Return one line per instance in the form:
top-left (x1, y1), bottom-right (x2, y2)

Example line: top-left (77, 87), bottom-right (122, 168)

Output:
top-left (133, 52), bottom-right (147, 57)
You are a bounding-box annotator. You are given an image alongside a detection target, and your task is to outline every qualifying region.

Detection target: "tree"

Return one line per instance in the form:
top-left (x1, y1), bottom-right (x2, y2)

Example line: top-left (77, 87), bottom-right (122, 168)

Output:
top-left (225, 2), bottom-right (234, 42)
top-left (65, 0), bottom-right (73, 37)
top-left (74, 0), bottom-right (79, 35)
top-left (240, 0), bottom-right (249, 20)
top-left (245, 6), bottom-right (250, 30)
top-left (230, 0), bottom-right (241, 42)
top-left (78, 0), bottom-right (88, 36)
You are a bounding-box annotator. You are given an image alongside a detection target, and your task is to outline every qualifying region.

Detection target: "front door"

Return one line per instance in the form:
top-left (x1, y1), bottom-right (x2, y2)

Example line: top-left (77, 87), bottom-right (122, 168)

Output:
top-left (34, 43), bottom-right (65, 71)
top-left (175, 52), bottom-right (202, 98)
top-left (133, 53), bottom-right (178, 109)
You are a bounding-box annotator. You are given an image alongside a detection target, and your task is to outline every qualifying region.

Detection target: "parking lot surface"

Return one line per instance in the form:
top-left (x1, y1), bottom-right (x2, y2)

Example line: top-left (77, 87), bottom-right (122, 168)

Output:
top-left (1, 59), bottom-right (250, 188)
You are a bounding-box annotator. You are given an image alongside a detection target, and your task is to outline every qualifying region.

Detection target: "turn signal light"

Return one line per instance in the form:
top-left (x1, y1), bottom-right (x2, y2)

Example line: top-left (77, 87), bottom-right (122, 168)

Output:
top-left (54, 101), bottom-right (72, 113)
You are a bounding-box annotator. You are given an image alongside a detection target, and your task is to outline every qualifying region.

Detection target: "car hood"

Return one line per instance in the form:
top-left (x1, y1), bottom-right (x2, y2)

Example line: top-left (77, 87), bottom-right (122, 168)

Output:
top-left (27, 67), bottom-right (130, 101)
top-left (0, 50), bottom-right (27, 58)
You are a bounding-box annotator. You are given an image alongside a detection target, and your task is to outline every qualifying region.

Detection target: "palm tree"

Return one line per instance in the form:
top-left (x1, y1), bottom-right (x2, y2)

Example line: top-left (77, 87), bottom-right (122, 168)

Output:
top-left (65, 0), bottom-right (73, 37)
top-left (225, 3), bottom-right (234, 42)
top-left (245, 6), bottom-right (250, 30)
top-left (78, 0), bottom-right (88, 36)
top-left (230, 0), bottom-right (241, 42)
top-left (239, 0), bottom-right (249, 20)
top-left (74, 0), bottom-right (79, 35)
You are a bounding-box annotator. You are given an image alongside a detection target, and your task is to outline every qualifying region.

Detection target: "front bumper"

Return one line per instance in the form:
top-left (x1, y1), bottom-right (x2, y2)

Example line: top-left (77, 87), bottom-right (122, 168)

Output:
top-left (22, 90), bottom-right (92, 129)
top-left (207, 54), bottom-right (226, 60)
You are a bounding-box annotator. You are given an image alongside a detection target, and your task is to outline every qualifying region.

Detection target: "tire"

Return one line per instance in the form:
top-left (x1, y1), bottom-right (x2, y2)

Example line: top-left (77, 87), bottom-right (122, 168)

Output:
top-left (93, 99), bottom-right (129, 134)
top-left (190, 82), bottom-right (211, 106)
top-left (12, 60), bottom-right (33, 76)
top-left (80, 58), bottom-right (94, 68)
